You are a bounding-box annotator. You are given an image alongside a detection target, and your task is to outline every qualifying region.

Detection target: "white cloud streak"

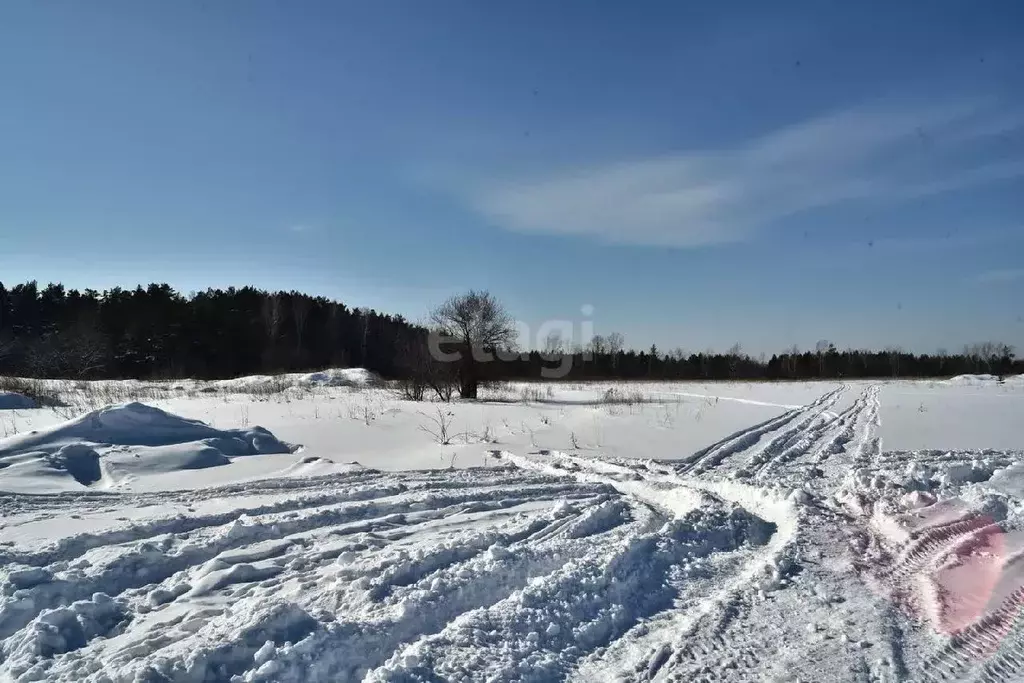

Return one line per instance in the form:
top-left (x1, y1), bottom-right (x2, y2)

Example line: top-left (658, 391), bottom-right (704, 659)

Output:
top-left (467, 101), bottom-right (1024, 247)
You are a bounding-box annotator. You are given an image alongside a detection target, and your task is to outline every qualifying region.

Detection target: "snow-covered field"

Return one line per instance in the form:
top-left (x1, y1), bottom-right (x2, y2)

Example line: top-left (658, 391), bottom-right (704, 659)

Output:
top-left (1, 374), bottom-right (1023, 681)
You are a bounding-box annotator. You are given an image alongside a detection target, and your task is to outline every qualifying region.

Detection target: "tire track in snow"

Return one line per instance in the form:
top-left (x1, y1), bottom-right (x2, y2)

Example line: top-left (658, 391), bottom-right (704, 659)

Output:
top-left (568, 387), bottom-right (886, 682)
top-left (0, 481), bottom-right (604, 644)
top-left (0, 472), bottom-right (626, 681)
top-left (158, 493), bottom-right (653, 683)
top-left (753, 386), bottom-right (861, 482)
top-left (365, 489), bottom-right (774, 681)
top-left (924, 590), bottom-right (1024, 682)
top-left (679, 386), bottom-right (845, 477)
top-left (738, 386), bottom-right (846, 478)
top-left (676, 403), bottom-right (820, 474)
top-left (764, 384), bottom-right (881, 488)
top-left (852, 384), bottom-right (882, 467)
top-left (502, 451), bottom-right (799, 683)
top-left (812, 385), bottom-right (878, 469)
top-left (0, 470), bottom-right (583, 567)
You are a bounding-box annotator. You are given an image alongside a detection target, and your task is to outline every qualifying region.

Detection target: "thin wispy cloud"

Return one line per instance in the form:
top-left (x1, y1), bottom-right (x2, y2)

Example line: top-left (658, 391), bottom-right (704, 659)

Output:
top-left (973, 268), bottom-right (1024, 284)
top-left (288, 224), bottom-right (313, 234)
top-left (467, 101), bottom-right (1024, 248)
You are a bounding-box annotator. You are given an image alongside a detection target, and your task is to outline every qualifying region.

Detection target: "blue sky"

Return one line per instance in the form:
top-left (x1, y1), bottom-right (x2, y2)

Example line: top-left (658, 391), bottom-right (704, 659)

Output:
top-left (1, 0), bottom-right (1022, 355)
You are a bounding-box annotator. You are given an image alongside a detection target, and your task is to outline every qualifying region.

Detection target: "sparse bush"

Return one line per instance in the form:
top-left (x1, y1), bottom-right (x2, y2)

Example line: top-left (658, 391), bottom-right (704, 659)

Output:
top-left (658, 403), bottom-right (675, 428)
top-left (600, 386), bottom-right (646, 408)
top-left (347, 398), bottom-right (380, 425)
top-left (396, 335), bottom-right (460, 403)
top-left (399, 377), bottom-right (426, 401)
top-left (480, 422), bottom-right (497, 444)
top-left (419, 406), bottom-right (456, 445)
top-left (246, 378), bottom-right (291, 399)
top-left (0, 376), bottom-right (66, 408)
top-left (522, 421), bottom-right (537, 447)
top-left (519, 386), bottom-right (545, 403)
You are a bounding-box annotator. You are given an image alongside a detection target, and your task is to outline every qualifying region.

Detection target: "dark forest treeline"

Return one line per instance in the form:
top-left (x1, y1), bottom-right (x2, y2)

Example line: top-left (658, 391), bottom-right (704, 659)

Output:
top-left (0, 281), bottom-right (1019, 382)
top-left (0, 281), bottom-right (415, 380)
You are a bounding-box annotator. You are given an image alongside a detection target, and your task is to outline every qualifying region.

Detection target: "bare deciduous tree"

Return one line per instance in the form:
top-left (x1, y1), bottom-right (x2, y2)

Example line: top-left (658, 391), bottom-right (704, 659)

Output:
top-left (26, 323), bottom-right (109, 379)
top-left (607, 332), bottom-right (624, 370)
top-left (727, 343), bottom-right (743, 377)
top-left (543, 331), bottom-right (564, 357)
top-left (886, 345), bottom-right (902, 377)
top-left (964, 341), bottom-right (1016, 375)
top-left (430, 290), bottom-right (516, 399)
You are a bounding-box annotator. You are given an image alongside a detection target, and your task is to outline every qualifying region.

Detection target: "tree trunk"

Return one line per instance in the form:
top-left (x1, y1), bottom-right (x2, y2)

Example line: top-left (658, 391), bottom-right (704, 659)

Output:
top-left (458, 340), bottom-right (477, 399)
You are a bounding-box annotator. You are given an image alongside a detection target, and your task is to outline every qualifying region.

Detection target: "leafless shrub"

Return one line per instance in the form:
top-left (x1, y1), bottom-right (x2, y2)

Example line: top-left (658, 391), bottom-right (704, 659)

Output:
top-left (479, 422), bottom-right (497, 444)
top-left (23, 324), bottom-right (109, 380)
top-left (0, 376), bottom-right (66, 408)
top-left (658, 403), bottom-right (676, 428)
top-left (396, 332), bottom-right (460, 403)
top-left (2, 413), bottom-right (19, 438)
top-left (399, 377), bottom-right (426, 401)
top-left (347, 399), bottom-right (379, 425)
top-left (419, 406), bottom-right (456, 445)
top-left (600, 387), bottom-right (646, 406)
top-left (246, 378), bottom-right (291, 399)
top-left (521, 421), bottom-right (537, 447)
top-left (519, 386), bottom-right (545, 403)
top-left (570, 431), bottom-right (580, 449)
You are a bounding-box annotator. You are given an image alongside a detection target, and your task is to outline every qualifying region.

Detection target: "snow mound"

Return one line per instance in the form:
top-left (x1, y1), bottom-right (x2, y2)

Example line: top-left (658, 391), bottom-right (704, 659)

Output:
top-left (944, 374), bottom-right (1004, 385)
top-left (212, 374), bottom-right (280, 391)
top-left (297, 368), bottom-right (378, 387)
top-left (0, 402), bottom-right (294, 492)
top-left (0, 391), bottom-right (36, 410)
top-left (210, 368), bottom-right (378, 393)
top-left (4, 592), bottom-right (127, 664)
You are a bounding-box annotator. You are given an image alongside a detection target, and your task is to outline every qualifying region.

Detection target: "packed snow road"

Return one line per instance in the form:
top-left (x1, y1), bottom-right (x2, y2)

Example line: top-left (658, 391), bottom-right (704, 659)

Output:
top-left (1, 377), bottom-right (1023, 681)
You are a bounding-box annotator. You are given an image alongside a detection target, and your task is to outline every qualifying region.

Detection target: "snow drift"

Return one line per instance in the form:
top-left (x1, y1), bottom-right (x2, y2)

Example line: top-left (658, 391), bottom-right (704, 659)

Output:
top-left (298, 368), bottom-right (378, 387)
top-left (212, 368), bottom-right (379, 393)
top-left (944, 374), bottom-right (1024, 385)
top-left (0, 402), bottom-right (294, 492)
